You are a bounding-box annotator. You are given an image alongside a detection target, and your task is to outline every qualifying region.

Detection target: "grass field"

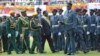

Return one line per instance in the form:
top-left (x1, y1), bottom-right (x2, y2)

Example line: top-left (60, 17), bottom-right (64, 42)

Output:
top-left (0, 38), bottom-right (100, 56)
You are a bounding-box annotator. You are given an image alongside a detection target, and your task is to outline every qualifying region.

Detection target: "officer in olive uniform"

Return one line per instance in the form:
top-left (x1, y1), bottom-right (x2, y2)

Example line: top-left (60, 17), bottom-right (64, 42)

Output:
top-left (6, 11), bottom-right (20, 54)
top-left (29, 12), bottom-right (43, 54)
top-left (17, 11), bottom-right (30, 53)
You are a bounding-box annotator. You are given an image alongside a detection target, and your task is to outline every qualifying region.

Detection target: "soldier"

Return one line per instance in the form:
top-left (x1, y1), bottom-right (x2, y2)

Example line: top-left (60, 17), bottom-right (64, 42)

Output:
top-left (36, 8), bottom-right (43, 52)
top-left (89, 9), bottom-right (96, 50)
top-left (51, 9), bottom-right (59, 51)
top-left (81, 9), bottom-right (90, 51)
top-left (17, 11), bottom-right (30, 53)
top-left (29, 12), bottom-right (43, 54)
top-left (6, 11), bottom-right (20, 54)
top-left (41, 11), bottom-right (56, 53)
top-left (57, 9), bottom-right (65, 51)
top-left (0, 17), bottom-right (3, 53)
top-left (1, 16), bottom-right (8, 52)
top-left (15, 14), bottom-right (21, 51)
top-left (64, 3), bottom-right (77, 55)
top-left (75, 8), bottom-right (89, 53)
top-left (96, 9), bottom-right (100, 52)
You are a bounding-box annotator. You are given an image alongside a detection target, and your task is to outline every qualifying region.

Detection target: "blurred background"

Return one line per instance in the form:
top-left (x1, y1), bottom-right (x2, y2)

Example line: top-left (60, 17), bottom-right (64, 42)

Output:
top-left (0, 0), bottom-right (99, 5)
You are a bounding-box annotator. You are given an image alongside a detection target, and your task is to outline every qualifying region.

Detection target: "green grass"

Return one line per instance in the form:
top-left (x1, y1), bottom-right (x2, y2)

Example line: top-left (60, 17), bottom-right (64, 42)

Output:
top-left (0, 38), bottom-right (100, 56)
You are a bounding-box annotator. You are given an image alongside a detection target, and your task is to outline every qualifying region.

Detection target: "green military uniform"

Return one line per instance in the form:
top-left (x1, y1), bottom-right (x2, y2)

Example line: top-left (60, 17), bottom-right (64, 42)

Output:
top-left (6, 16), bottom-right (19, 54)
top-left (29, 15), bottom-right (43, 54)
top-left (17, 16), bottom-right (30, 53)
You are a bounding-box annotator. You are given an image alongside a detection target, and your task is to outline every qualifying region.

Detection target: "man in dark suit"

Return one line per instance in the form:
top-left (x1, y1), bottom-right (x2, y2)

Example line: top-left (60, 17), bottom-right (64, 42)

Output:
top-left (41, 11), bottom-right (56, 53)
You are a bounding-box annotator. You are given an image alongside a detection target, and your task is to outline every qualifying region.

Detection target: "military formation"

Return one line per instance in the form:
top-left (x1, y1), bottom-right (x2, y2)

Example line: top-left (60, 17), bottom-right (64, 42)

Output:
top-left (0, 2), bottom-right (100, 55)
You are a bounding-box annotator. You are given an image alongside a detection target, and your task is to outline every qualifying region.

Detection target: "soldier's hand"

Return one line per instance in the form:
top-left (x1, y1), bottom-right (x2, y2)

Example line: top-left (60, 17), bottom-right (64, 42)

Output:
top-left (87, 31), bottom-right (90, 35)
top-left (83, 25), bottom-right (88, 27)
top-left (20, 34), bottom-right (23, 38)
top-left (40, 25), bottom-right (42, 27)
top-left (94, 32), bottom-right (96, 35)
top-left (58, 32), bottom-right (61, 36)
top-left (8, 33), bottom-right (11, 38)
top-left (16, 31), bottom-right (19, 37)
top-left (58, 21), bottom-right (60, 24)
top-left (38, 23), bottom-right (42, 27)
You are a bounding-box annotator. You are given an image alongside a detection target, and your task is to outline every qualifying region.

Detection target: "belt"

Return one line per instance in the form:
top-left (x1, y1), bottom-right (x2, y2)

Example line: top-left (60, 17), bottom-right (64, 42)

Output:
top-left (22, 27), bottom-right (28, 29)
top-left (97, 25), bottom-right (100, 28)
top-left (91, 24), bottom-right (96, 26)
top-left (10, 26), bottom-right (16, 29)
top-left (78, 26), bottom-right (83, 27)
top-left (52, 25), bottom-right (59, 28)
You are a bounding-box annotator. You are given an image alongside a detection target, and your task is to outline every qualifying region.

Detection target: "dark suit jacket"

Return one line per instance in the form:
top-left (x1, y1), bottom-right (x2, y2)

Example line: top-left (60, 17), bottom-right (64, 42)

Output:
top-left (41, 17), bottom-right (51, 36)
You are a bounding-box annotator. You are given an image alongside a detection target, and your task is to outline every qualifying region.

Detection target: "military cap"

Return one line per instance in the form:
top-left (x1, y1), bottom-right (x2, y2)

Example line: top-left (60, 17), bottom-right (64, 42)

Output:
top-left (75, 8), bottom-right (82, 12)
top-left (9, 10), bottom-right (15, 14)
top-left (67, 2), bottom-right (72, 6)
top-left (32, 12), bottom-right (38, 16)
top-left (58, 9), bottom-right (63, 12)
top-left (21, 10), bottom-right (26, 13)
top-left (82, 9), bottom-right (87, 12)
top-left (52, 9), bottom-right (57, 12)
top-left (36, 7), bottom-right (41, 11)
top-left (90, 9), bottom-right (95, 12)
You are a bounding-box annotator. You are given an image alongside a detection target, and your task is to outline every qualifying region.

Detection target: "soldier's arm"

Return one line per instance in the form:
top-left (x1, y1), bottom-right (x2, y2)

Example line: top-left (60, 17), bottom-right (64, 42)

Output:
top-left (6, 18), bottom-right (10, 34)
top-left (17, 18), bottom-right (22, 34)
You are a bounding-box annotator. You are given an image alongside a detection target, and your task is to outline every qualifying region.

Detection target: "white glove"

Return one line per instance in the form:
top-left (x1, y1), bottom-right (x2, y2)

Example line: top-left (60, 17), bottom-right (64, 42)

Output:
top-left (94, 33), bottom-right (96, 35)
top-left (58, 21), bottom-right (60, 24)
top-left (40, 25), bottom-right (42, 27)
top-left (8, 33), bottom-right (11, 38)
top-left (87, 31), bottom-right (90, 35)
top-left (20, 34), bottom-right (23, 37)
top-left (38, 23), bottom-right (42, 27)
top-left (52, 25), bottom-right (59, 28)
top-left (16, 31), bottom-right (19, 37)
top-left (58, 32), bottom-right (61, 36)
top-left (83, 25), bottom-right (88, 27)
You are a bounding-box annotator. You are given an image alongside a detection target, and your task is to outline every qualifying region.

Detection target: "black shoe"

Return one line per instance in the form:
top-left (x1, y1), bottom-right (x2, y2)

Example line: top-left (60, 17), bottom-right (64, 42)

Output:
top-left (84, 51), bottom-right (89, 54)
top-left (67, 53), bottom-right (74, 55)
top-left (21, 51), bottom-right (25, 54)
top-left (52, 51), bottom-right (58, 53)
top-left (43, 51), bottom-right (47, 53)
top-left (16, 51), bottom-right (22, 54)
top-left (64, 52), bottom-right (67, 54)
top-left (40, 51), bottom-right (47, 53)
top-left (8, 52), bottom-right (11, 54)
top-left (29, 51), bottom-right (35, 54)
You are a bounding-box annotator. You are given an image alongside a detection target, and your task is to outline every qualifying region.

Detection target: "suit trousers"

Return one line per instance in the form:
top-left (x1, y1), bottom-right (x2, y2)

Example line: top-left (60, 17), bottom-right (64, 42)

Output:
top-left (41, 34), bottom-right (55, 52)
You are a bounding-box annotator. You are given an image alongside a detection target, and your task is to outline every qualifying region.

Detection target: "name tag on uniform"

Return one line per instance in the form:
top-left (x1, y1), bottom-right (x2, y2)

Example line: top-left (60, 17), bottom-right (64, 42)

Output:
top-left (91, 24), bottom-right (96, 26)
